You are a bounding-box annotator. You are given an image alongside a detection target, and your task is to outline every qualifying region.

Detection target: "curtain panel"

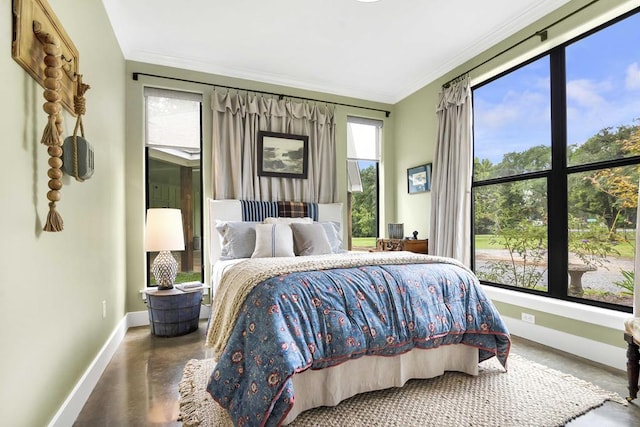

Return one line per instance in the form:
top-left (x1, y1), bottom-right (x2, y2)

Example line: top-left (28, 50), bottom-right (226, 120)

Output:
top-left (429, 76), bottom-right (473, 266)
top-left (212, 92), bottom-right (337, 203)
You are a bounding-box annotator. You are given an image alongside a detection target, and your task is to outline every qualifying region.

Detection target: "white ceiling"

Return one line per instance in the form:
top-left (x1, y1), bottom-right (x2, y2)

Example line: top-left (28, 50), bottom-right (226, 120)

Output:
top-left (102, 0), bottom-right (572, 104)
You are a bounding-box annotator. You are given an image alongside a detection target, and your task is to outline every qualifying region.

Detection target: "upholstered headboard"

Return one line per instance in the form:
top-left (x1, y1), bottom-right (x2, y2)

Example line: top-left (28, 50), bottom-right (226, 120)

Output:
top-left (208, 199), bottom-right (344, 263)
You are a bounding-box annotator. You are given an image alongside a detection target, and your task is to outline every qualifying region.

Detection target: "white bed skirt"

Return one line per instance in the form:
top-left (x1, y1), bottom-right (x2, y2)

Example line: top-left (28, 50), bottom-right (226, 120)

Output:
top-left (284, 344), bottom-right (478, 424)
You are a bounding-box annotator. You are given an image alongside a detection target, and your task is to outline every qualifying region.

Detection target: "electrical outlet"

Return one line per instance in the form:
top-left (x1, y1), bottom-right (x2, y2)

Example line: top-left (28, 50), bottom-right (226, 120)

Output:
top-left (521, 312), bottom-right (535, 324)
top-left (102, 300), bottom-right (107, 319)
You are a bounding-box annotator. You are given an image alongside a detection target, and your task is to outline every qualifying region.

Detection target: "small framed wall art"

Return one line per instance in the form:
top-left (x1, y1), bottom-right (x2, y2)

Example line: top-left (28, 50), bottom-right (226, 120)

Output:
top-left (407, 163), bottom-right (432, 194)
top-left (257, 131), bottom-right (309, 179)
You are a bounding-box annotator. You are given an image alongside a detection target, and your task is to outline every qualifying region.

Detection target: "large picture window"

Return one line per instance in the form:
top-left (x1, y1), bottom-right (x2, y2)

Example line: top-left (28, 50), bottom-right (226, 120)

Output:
top-left (472, 9), bottom-right (640, 311)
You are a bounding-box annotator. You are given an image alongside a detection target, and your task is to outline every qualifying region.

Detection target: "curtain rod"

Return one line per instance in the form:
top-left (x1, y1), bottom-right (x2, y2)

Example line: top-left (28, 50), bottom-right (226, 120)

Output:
top-left (442, 0), bottom-right (600, 88)
top-left (132, 72), bottom-right (391, 117)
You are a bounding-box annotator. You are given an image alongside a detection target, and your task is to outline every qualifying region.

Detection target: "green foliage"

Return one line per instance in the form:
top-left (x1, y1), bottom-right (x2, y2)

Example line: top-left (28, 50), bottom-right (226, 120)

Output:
top-left (567, 124), bottom-right (640, 231)
top-left (613, 269), bottom-right (634, 296)
top-left (473, 185), bottom-right (500, 234)
top-left (473, 158), bottom-right (495, 180)
top-left (352, 165), bottom-right (377, 237)
top-left (568, 215), bottom-right (620, 269)
top-left (494, 144), bottom-right (551, 178)
top-left (476, 219), bottom-right (547, 288)
top-left (473, 159), bottom-right (548, 234)
top-left (568, 125), bottom-right (635, 165)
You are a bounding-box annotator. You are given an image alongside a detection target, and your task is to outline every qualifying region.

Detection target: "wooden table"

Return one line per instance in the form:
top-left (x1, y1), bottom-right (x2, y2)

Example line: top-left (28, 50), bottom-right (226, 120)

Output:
top-left (376, 238), bottom-right (428, 254)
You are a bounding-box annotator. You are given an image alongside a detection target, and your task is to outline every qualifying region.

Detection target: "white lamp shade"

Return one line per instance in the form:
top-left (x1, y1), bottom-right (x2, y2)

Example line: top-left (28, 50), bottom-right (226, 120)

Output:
top-left (145, 208), bottom-right (185, 252)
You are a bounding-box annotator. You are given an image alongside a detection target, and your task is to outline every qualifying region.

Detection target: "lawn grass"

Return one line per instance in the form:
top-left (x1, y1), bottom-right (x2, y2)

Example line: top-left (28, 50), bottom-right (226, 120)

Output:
top-left (474, 235), bottom-right (506, 250)
top-left (150, 271), bottom-right (203, 286)
top-left (612, 240), bottom-right (635, 258)
top-left (352, 237), bottom-right (377, 248)
top-left (475, 233), bottom-right (635, 259)
top-left (354, 234), bottom-right (633, 256)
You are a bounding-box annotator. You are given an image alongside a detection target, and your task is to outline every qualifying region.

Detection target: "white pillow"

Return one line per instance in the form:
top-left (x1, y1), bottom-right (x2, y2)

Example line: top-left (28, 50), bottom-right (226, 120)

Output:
top-left (318, 221), bottom-right (345, 253)
top-left (251, 224), bottom-right (295, 258)
top-left (263, 217), bottom-right (313, 225)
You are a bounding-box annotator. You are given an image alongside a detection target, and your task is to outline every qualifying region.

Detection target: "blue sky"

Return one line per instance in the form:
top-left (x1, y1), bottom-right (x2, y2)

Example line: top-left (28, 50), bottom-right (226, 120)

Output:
top-left (474, 12), bottom-right (640, 164)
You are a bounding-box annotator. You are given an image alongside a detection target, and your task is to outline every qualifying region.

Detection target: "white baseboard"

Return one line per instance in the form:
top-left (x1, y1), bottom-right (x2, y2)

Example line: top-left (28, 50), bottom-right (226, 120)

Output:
top-left (127, 309), bottom-right (151, 328)
top-left (504, 316), bottom-right (626, 372)
top-left (47, 315), bottom-right (129, 427)
top-left (47, 305), bottom-right (212, 426)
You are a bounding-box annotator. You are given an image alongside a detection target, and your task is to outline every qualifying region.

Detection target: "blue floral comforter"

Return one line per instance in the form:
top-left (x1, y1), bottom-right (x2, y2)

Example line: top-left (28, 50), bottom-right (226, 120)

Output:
top-left (207, 261), bottom-right (510, 426)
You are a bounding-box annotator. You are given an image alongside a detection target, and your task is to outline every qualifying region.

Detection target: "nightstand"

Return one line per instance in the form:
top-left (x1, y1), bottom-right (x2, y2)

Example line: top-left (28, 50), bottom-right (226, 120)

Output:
top-left (142, 285), bottom-right (203, 337)
top-left (376, 238), bottom-right (428, 254)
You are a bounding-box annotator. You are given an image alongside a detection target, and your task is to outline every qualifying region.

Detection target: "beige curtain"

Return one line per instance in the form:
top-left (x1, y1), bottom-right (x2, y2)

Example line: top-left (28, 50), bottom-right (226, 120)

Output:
top-left (429, 76), bottom-right (473, 265)
top-left (212, 91), bottom-right (337, 203)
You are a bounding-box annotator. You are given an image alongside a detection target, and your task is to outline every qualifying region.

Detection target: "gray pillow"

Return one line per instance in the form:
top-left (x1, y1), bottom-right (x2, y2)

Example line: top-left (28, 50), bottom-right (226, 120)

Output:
top-left (291, 223), bottom-right (333, 256)
top-left (319, 221), bottom-right (345, 253)
top-left (216, 221), bottom-right (258, 259)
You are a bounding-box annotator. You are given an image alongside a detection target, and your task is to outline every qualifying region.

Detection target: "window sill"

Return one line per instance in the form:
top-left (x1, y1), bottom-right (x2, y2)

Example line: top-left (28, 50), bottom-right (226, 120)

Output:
top-left (482, 285), bottom-right (629, 330)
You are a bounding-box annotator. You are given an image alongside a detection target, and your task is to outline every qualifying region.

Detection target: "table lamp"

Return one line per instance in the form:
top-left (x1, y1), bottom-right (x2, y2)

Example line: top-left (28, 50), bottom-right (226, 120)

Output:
top-left (145, 208), bottom-right (185, 290)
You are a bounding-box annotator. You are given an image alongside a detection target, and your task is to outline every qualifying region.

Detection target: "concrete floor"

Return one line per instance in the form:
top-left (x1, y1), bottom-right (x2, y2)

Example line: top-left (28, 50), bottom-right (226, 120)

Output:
top-left (74, 321), bottom-right (640, 426)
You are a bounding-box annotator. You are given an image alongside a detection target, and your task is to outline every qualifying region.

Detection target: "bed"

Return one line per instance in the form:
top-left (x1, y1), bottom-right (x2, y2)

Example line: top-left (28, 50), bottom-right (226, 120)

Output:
top-left (205, 199), bottom-right (511, 426)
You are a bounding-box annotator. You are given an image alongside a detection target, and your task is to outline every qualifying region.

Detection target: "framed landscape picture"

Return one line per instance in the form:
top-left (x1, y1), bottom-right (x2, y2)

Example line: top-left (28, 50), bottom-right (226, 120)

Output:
top-left (407, 163), bottom-right (432, 194)
top-left (257, 131), bottom-right (309, 179)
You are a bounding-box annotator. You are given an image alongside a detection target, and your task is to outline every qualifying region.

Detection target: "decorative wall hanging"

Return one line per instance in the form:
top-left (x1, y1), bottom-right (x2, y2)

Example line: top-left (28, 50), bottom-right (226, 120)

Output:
top-left (12, 0), bottom-right (89, 232)
top-left (62, 75), bottom-right (93, 181)
top-left (12, 0), bottom-right (80, 115)
top-left (37, 24), bottom-right (64, 231)
top-left (408, 163), bottom-right (432, 194)
top-left (257, 131), bottom-right (309, 179)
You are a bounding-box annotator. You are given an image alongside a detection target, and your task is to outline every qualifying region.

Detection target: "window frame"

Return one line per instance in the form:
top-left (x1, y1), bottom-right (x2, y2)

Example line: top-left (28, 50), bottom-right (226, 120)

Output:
top-left (471, 8), bottom-right (640, 313)
top-left (347, 116), bottom-right (383, 250)
top-left (143, 88), bottom-right (204, 287)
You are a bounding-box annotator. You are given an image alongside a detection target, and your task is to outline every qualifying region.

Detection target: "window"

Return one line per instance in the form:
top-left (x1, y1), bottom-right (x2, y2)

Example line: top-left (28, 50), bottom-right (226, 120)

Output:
top-left (472, 10), bottom-right (640, 311)
top-left (144, 88), bottom-right (203, 285)
top-left (347, 117), bottom-right (382, 250)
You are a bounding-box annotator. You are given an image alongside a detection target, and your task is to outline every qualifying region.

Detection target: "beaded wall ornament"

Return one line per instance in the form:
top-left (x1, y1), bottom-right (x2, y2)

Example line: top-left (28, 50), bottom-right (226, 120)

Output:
top-left (35, 25), bottom-right (64, 232)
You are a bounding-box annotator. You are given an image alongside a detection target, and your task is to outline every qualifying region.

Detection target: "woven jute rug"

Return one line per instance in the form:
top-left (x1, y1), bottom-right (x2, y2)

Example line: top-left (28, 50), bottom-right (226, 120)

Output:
top-left (178, 353), bottom-right (625, 427)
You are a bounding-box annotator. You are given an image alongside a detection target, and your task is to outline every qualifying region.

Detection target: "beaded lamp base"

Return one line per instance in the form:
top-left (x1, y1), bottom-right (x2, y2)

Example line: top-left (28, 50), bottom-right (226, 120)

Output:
top-left (152, 250), bottom-right (178, 290)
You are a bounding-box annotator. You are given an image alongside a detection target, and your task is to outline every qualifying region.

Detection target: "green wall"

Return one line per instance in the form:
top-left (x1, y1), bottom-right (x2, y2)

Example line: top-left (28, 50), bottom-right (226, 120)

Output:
top-left (392, 0), bottom-right (638, 351)
top-left (0, 0), bottom-right (126, 426)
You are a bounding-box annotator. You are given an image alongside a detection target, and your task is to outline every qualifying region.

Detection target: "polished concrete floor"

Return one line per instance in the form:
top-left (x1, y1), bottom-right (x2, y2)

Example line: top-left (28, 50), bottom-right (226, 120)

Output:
top-left (75, 321), bottom-right (640, 426)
